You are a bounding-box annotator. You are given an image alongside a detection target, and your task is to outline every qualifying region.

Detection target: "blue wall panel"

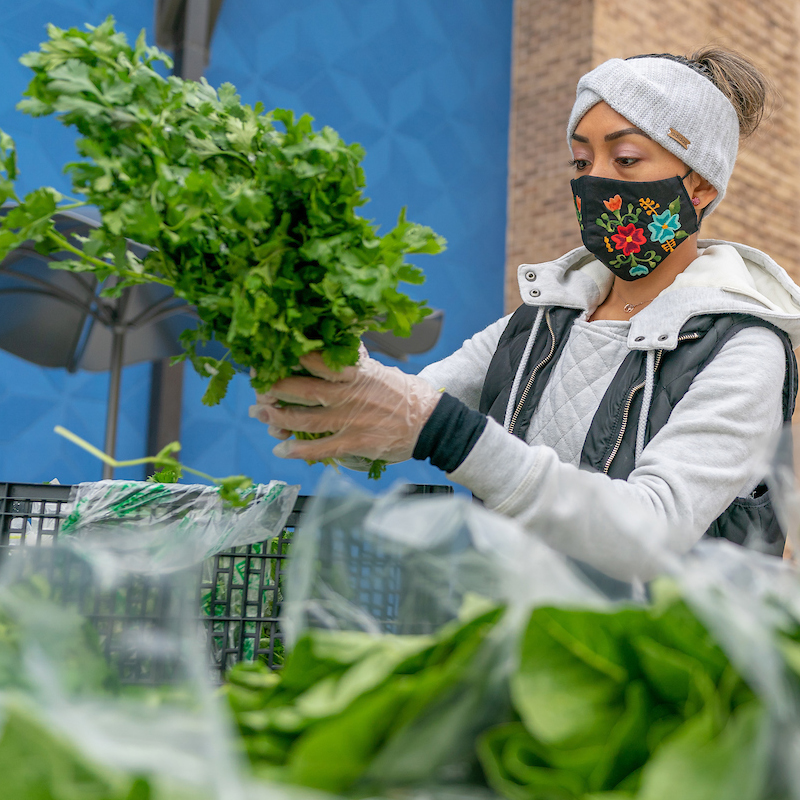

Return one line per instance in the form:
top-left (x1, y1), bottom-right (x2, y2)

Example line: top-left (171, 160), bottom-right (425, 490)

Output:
top-left (182, 0), bottom-right (513, 494)
top-left (0, 0), bottom-right (512, 493)
top-left (0, 1), bottom-right (155, 483)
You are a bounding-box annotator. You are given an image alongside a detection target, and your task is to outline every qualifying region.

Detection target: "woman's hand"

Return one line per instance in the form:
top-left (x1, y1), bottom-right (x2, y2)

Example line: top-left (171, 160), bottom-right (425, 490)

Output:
top-left (249, 349), bottom-right (442, 463)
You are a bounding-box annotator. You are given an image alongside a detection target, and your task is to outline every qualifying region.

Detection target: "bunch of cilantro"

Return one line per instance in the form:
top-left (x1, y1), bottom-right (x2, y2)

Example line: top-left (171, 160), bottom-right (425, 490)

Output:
top-left (0, 18), bottom-right (444, 476)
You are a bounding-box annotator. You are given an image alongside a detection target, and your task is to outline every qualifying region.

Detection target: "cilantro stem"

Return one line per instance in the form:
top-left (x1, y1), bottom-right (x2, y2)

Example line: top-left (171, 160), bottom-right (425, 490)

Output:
top-left (54, 425), bottom-right (219, 485)
top-left (45, 231), bottom-right (119, 272)
top-left (46, 229), bottom-right (175, 288)
top-left (199, 150), bottom-right (255, 173)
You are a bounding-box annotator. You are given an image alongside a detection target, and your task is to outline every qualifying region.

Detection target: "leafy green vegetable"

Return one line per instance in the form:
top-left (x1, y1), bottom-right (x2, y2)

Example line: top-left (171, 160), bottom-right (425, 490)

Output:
top-left (1, 18), bottom-right (445, 476)
top-left (0, 702), bottom-right (151, 800)
top-left (479, 599), bottom-right (764, 800)
top-left (57, 425), bottom-right (256, 506)
top-left (225, 604), bottom-right (505, 792)
top-left (224, 591), bottom-right (771, 798)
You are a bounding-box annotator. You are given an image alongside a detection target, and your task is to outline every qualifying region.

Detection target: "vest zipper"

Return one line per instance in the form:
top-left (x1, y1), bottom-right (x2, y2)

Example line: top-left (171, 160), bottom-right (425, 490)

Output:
top-left (508, 309), bottom-right (556, 436)
top-left (601, 331), bottom-right (702, 474)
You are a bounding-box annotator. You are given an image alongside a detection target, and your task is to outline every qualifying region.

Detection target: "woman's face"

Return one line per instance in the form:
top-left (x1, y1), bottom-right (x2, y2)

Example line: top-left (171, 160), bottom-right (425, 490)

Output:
top-left (571, 102), bottom-right (689, 181)
top-left (570, 101), bottom-right (717, 211)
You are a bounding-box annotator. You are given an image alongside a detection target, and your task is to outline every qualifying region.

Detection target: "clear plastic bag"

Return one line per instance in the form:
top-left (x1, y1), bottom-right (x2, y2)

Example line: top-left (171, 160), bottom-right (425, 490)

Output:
top-left (0, 543), bottom-right (244, 799)
top-left (263, 474), bottom-right (613, 795)
top-left (282, 473), bottom-right (606, 644)
top-left (59, 479), bottom-right (299, 579)
top-left (273, 469), bottom-right (800, 799)
top-left (0, 478), bottom-right (302, 799)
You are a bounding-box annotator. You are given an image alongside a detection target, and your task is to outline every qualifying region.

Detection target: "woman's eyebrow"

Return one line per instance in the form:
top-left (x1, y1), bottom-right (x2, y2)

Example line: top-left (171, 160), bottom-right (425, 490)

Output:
top-left (605, 127), bottom-right (650, 141)
top-left (571, 128), bottom-right (651, 144)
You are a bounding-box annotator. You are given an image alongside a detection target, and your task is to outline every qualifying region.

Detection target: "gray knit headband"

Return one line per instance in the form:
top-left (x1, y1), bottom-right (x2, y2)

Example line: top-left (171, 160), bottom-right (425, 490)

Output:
top-left (567, 57), bottom-right (740, 215)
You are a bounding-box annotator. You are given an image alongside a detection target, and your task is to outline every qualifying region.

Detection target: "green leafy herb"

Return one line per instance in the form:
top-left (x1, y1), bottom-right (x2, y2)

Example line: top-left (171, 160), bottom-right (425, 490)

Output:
top-left (56, 425), bottom-right (255, 506)
top-left (1, 18), bottom-right (445, 477)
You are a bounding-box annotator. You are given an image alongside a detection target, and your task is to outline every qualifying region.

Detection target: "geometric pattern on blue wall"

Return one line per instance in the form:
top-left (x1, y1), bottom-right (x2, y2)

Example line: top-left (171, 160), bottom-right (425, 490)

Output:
top-left (0, 1), bottom-right (156, 483)
top-left (183, 0), bottom-right (513, 493)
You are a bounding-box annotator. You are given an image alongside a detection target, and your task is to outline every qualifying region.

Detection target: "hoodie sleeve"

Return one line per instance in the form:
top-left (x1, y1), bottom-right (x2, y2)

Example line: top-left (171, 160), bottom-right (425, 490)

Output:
top-left (438, 325), bottom-right (786, 581)
top-left (417, 314), bottom-right (512, 409)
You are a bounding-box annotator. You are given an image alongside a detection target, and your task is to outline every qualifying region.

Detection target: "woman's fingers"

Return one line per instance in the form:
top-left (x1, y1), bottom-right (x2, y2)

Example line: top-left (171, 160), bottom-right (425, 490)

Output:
top-left (248, 404), bottom-right (298, 439)
top-left (273, 430), bottom-right (355, 460)
top-left (267, 424), bottom-right (292, 440)
top-left (299, 351), bottom-right (360, 383)
top-left (256, 402), bottom-right (355, 435)
top-left (264, 374), bottom-right (356, 407)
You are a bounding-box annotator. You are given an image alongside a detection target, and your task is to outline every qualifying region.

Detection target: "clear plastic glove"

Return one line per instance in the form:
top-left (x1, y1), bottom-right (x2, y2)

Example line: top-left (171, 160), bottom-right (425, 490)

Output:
top-left (248, 349), bottom-right (442, 463)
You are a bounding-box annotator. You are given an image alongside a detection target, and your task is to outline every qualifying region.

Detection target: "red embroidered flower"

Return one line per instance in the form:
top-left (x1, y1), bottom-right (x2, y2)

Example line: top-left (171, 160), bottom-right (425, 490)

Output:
top-left (611, 223), bottom-right (646, 256)
top-left (603, 195), bottom-right (623, 212)
top-left (575, 196), bottom-right (581, 212)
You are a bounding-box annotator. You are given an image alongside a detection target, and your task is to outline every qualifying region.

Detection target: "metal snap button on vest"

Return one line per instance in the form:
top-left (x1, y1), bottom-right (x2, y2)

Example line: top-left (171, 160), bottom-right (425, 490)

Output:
top-left (658, 334), bottom-right (668, 341)
top-left (634, 336), bottom-right (645, 342)
top-left (525, 270), bottom-right (536, 281)
top-left (529, 288), bottom-right (540, 297)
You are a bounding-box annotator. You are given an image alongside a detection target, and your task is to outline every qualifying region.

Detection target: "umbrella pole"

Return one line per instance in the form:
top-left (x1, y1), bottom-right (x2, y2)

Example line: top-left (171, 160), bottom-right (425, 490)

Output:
top-left (102, 329), bottom-right (125, 480)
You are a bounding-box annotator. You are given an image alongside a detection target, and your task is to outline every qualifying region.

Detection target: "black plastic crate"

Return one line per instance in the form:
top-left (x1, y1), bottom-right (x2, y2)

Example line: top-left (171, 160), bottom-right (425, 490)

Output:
top-left (0, 482), bottom-right (452, 680)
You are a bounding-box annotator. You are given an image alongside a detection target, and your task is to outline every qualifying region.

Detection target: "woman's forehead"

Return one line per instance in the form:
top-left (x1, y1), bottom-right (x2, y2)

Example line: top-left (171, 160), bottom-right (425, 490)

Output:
top-left (573, 102), bottom-right (638, 138)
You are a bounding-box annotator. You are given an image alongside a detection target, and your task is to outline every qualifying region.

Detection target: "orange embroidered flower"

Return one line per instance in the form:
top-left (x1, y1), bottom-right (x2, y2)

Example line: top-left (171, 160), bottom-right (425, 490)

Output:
top-left (603, 195), bottom-right (622, 212)
top-left (575, 197), bottom-right (581, 212)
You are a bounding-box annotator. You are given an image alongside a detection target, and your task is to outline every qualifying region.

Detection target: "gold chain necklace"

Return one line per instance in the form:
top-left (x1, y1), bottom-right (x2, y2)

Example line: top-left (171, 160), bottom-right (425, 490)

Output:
top-left (611, 286), bottom-right (657, 314)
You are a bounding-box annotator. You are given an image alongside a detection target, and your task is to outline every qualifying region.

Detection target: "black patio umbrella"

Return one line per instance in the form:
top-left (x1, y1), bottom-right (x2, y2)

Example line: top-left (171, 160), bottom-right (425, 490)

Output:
top-left (0, 209), bottom-right (443, 478)
top-left (0, 208), bottom-right (208, 478)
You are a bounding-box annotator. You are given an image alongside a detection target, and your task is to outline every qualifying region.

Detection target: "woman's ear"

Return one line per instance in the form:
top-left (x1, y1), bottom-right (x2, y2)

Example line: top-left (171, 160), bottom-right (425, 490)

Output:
top-left (689, 173), bottom-right (718, 217)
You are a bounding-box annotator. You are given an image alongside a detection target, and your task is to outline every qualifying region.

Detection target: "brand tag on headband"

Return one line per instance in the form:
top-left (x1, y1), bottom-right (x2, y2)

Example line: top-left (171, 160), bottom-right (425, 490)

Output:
top-left (668, 128), bottom-right (691, 149)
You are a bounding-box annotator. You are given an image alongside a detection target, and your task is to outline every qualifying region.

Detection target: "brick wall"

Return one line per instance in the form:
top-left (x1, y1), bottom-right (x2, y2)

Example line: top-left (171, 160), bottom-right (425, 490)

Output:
top-left (506, 0), bottom-right (800, 312)
top-left (505, 0), bottom-right (594, 312)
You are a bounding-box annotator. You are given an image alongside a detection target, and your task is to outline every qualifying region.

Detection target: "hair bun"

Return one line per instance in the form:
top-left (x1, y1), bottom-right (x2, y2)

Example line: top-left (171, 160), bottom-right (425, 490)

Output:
top-left (688, 46), bottom-right (770, 138)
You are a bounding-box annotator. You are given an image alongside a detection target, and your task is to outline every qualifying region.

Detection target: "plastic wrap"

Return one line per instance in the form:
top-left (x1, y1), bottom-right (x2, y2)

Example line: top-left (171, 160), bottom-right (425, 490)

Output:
top-left (0, 478), bottom-right (304, 799)
top-left (261, 474), bottom-right (617, 795)
top-left (0, 544), bottom-right (243, 799)
top-left (59, 479), bottom-right (299, 578)
top-left (271, 470), bottom-right (800, 799)
top-left (282, 473), bottom-right (606, 645)
top-left (6, 458), bottom-right (800, 798)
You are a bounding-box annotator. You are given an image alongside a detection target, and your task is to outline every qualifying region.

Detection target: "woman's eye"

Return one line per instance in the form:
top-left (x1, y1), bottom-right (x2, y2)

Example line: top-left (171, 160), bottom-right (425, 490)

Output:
top-left (570, 159), bottom-right (590, 171)
top-left (616, 157), bottom-right (639, 167)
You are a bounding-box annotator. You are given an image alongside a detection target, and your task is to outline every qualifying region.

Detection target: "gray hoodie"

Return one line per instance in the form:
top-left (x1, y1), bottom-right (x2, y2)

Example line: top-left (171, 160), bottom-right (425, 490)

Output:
top-left (419, 240), bottom-right (800, 581)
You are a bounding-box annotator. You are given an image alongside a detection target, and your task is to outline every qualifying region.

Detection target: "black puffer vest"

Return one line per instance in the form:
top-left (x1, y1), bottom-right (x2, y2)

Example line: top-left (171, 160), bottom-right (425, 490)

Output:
top-left (479, 305), bottom-right (798, 556)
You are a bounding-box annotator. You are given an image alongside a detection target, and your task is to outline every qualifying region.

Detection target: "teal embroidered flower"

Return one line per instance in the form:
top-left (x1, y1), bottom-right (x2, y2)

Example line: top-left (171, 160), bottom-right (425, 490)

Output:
top-left (648, 209), bottom-right (681, 243)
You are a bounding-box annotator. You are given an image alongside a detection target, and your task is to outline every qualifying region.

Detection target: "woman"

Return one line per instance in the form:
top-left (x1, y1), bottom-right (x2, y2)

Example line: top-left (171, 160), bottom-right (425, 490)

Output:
top-left (251, 48), bottom-right (800, 583)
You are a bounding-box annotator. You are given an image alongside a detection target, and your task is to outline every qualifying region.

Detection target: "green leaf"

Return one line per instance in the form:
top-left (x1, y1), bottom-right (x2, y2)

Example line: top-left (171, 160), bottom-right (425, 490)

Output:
top-left (668, 197), bottom-right (681, 216)
top-left (478, 722), bottom-right (587, 800)
top-left (217, 475), bottom-right (254, 506)
top-left (287, 679), bottom-right (414, 792)
top-left (201, 360), bottom-right (236, 406)
top-left (637, 701), bottom-right (768, 800)
top-left (511, 607), bottom-right (631, 745)
top-left (0, 129), bottom-right (18, 181)
top-left (146, 465), bottom-right (182, 483)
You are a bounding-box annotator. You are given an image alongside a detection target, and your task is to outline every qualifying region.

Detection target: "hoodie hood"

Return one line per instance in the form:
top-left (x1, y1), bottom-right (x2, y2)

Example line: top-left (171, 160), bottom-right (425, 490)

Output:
top-left (517, 240), bottom-right (800, 350)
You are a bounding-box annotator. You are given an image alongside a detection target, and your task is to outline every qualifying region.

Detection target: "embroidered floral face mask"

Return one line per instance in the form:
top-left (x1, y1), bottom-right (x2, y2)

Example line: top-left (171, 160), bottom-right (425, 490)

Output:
top-left (570, 171), bottom-right (699, 281)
